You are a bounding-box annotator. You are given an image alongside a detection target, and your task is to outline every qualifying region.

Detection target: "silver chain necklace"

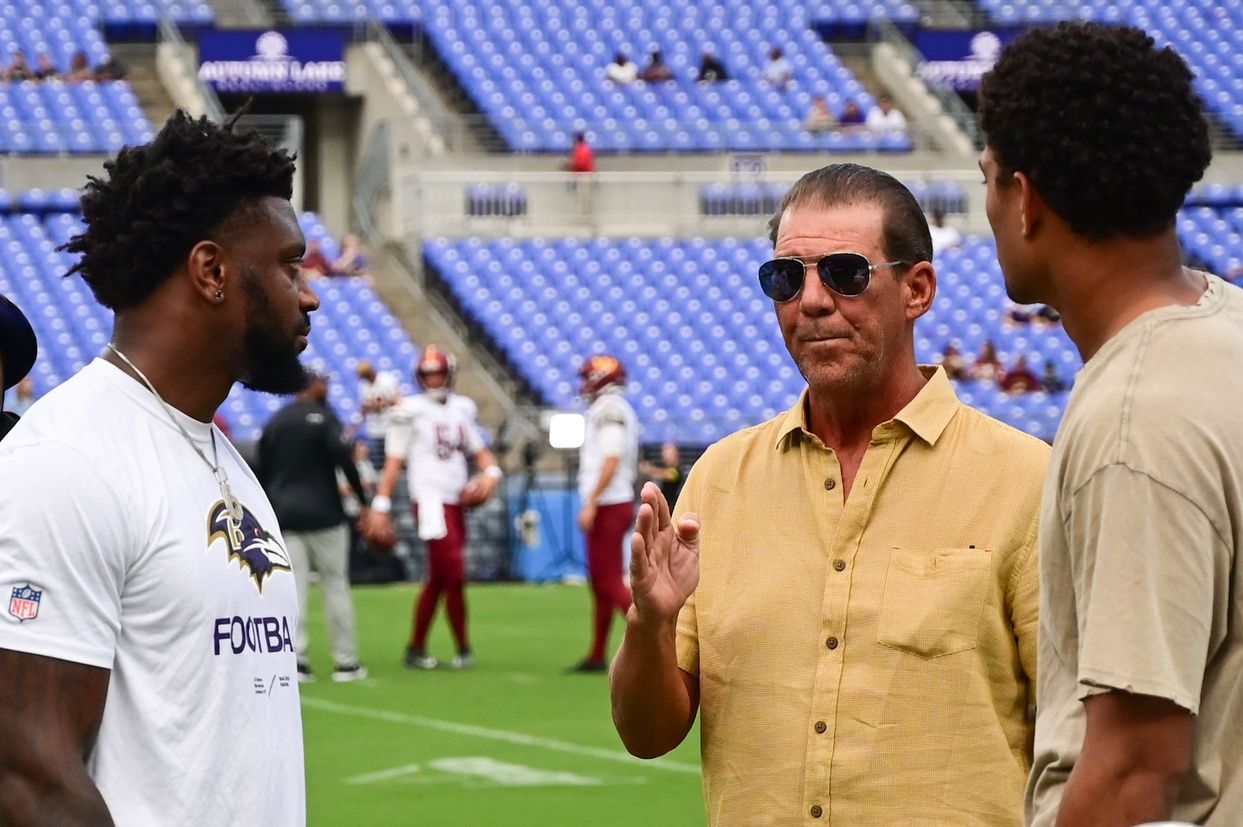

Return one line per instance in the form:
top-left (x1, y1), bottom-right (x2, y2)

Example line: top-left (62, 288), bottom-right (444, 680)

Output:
top-left (106, 344), bottom-right (244, 528)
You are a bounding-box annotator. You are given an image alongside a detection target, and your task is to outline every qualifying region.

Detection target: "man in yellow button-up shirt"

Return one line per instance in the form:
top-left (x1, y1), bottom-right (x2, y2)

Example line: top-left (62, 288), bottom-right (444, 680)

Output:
top-left (610, 163), bottom-right (1049, 826)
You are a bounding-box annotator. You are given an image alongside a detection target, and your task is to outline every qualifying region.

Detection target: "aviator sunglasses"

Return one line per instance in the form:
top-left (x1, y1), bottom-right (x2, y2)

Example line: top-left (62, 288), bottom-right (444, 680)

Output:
top-left (757, 252), bottom-right (909, 303)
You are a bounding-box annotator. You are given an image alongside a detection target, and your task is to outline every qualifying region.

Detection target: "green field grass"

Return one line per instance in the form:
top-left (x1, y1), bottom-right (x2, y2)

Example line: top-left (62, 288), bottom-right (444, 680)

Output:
top-left (299, 583), bottom-right (704, 826)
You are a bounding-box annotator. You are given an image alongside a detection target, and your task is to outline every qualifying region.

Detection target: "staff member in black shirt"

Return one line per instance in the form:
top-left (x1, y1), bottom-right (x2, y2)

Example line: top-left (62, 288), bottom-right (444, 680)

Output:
top-left (0, 295), bottom-right (37, 442)
top-left (257, 369), bottom-right (370, 683)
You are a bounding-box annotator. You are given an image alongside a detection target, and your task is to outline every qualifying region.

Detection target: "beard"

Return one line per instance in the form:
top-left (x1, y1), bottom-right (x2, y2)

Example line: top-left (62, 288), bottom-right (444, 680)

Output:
top-left (238, 269), bottom-right (309, 395)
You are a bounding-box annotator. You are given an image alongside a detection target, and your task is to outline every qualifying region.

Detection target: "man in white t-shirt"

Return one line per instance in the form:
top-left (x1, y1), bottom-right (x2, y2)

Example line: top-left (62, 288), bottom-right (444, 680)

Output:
top-left (605, 52), bottom-right (638, 85)
top-left (865, 93), bottom-right (909, 134)
top-left (0, 111), bottom-right (315, 826)
top-left (569, 354), bottom-right (639, 672)
top-left (356, 358), bottom-right (399, 464)
top-left (366, 346), bottom-right (501, 670)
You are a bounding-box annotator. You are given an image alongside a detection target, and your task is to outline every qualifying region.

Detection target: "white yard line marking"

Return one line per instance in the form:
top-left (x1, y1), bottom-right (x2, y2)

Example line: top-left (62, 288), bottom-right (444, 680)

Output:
top-left (429, 757), bottom-right (603, 786)
top-left (345, 763), bottom-right (424, 785)
top-left (302, 697), bottom-right (699, 774)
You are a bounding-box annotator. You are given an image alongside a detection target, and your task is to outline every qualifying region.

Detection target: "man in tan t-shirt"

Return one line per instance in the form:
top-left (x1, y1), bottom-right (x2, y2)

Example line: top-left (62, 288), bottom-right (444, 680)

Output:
top-left (980, 22), bottom-right (1243, 826)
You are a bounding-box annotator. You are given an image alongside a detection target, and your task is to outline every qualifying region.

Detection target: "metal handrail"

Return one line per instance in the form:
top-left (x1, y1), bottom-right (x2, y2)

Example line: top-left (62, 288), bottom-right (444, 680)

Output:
top-left (157, 16), bottom-right (227, 123)
top-left (362, 19), bottom-right (462, 146)
top-left (870, 17), bottom-right (982, 149)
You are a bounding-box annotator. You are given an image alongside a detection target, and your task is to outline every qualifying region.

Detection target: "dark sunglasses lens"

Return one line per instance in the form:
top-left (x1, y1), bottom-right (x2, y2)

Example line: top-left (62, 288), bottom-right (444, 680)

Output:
top-left (819, 254), bottom-right (870, 296)
top-left (759, 259), bottom-right (804, 302)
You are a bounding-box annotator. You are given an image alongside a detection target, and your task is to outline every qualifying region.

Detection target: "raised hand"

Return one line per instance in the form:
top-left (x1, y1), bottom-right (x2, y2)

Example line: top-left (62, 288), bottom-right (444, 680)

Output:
top-left (629, 481), bottom-right (700, 628)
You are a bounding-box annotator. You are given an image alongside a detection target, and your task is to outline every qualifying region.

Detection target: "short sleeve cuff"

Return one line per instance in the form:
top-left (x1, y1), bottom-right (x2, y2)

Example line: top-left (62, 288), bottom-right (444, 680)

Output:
top-left (1077, 666), bottom-right (1199, 715)
top-left (0, 633), bottom-right (115, 670)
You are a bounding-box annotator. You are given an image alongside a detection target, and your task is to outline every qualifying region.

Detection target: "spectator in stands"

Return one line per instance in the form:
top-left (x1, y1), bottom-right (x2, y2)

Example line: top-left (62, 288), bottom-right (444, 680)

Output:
top-left (638, 441), bottom-right (686, 508)
top-left (1004, 302), bottom-right (1034, 327)
top-left (928, 208), bottom-right (961, 254)
top-left (331, 233), bottom-right (368, 277)
top-left (1032, 304), bottom-right (1061, 326)
top-left (570, 354), bottom-right (639, 673)
top-left (257, 370), bottom-right (370, 684)
top-left (937, 342), bottom-right (968, 380)
top-left (605, 52), bottom-right (638, 85)
top-left (839, 99), bottom-right (866, 127)
top-left (298, 238), bottom-right (332, 279)
top-left (697, 50), bottom-right (728, 83)
top-left (969, 339), bottom-right (1003, 381)
top-left (33, 53), bottom-right (59, 82)
top-left (94, 52), bottom-right (127, 81)
top-left (366, 346), bottom-right (502, 671)
top-left (980, 23), bottom-right (1230, 824)
top-left (0, 294), bottom-right (37, 442)
top-left (563, 131), bottom-right (595, 174)
top-left (4, 51), bottom-right (32, 82)
top-left (610, 163), bottom-right (1047, 825)
top-left (66, 51), bottom-right (92, 82)
top-left (866, 93), bottom-right (908, 134)
top-left (1041, 359), bottom-right (1066, 393)
top-left (638, 50), bottom-right (674, 83)
top-left (762, 46), bottom-right (793, 90)
top-left (803, 95), bottom-right (836, 133)
top-left (9, 376), bottom-right (35, 417)
top-left (1000, 354), bottom-right (1042, 395)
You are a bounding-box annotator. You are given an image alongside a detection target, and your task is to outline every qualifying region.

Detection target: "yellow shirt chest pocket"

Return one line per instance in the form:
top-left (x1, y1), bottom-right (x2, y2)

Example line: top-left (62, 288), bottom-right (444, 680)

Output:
top-left (877, 546), bottom-right (994, 659)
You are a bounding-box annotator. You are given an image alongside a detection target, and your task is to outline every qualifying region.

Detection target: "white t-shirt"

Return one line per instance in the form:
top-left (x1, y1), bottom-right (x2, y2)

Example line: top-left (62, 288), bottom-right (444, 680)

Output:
top-left (385, 392), bottom-right (486, 504)
top-left (0, 359), bottom-right (305, 826)
top-left (605, 61), bottom-right (638, 84)
top-left (866, 106), bottom-right (908, 132)
top-left (929, 223), bottom-right (962, 255)
top-left (359, 371), bottom-right (400, 439)
top-left (578, 391), bottom-right (639, 506)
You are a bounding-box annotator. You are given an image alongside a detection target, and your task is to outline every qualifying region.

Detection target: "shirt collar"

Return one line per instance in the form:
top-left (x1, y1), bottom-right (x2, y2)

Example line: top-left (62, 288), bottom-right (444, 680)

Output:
top-left (775, 365), bottom-right (960, 450)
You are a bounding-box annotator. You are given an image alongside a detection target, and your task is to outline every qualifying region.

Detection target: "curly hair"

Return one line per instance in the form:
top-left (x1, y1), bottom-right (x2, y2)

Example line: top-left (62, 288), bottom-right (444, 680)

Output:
top-left (61, 110), bottom-right (296, 310)
top-left (979, 22), bottom-right (1210, 240)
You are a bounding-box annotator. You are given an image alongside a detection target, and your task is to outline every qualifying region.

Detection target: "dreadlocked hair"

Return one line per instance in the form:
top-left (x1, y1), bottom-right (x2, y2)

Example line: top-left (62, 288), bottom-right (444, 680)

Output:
top-left (61, 109), bottom-right (296, 310)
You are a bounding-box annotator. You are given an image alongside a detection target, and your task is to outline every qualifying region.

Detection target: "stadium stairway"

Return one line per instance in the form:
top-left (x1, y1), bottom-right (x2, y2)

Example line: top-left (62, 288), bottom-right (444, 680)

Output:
top-left (111, 43), bottom-right (178, 129)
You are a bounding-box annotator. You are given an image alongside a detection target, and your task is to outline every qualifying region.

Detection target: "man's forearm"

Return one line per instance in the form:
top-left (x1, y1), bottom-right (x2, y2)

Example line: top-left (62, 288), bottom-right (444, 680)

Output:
top-left (609, 612), bottom-right (697, 759)
top-left (376, 456), bottom-right (405, 500)
top-left (0, 772), bottom-right (114, 827)
top-left (1056, 757), bottom-right (1184, 826)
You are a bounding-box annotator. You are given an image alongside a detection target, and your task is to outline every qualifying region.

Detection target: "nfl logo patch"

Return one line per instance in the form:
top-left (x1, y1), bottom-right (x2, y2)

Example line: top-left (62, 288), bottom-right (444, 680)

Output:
top-left (8, 585), bottom-right (41, 622)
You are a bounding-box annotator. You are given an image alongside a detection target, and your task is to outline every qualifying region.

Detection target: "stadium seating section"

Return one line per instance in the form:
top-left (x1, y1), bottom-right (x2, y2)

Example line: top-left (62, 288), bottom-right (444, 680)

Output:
top-left (283, 0), bottom-right (911, 153)
top-left (975, 0), bottom-right (1243, 139)
top-left (424, 234), bottom-right (1081, 444)
top-left (0, 198), bottom-right (416, 442)
top-left (0, 81), bottom-right (152, 154)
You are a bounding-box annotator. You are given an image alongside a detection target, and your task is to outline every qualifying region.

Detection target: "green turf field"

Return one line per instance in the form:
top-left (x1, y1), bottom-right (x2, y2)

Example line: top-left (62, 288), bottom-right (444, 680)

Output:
top-left (298, 583), bottom-right (704, 826)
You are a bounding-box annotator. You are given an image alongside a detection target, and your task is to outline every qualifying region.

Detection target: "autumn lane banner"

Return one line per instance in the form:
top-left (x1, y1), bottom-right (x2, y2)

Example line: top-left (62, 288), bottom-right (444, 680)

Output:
top-left (199, 29), bottom-right (348, 94)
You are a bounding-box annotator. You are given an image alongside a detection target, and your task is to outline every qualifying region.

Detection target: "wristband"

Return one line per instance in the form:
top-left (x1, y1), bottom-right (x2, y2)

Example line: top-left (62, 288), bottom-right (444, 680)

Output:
top-left (484, 466), bottom-right (503, 480)
top-left (371, 495), bottom-right (392, 514)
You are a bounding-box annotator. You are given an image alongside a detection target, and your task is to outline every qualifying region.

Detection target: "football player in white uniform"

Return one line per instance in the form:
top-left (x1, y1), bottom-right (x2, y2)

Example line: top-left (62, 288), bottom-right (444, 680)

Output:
top-left (366, 346), bottom-right (501, 669)
top-left (570, 354), bottom-right (640, 672)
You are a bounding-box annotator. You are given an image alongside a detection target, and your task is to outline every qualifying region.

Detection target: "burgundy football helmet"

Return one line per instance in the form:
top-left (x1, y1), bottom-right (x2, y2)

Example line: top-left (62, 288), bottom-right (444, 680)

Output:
top-left (415, 345), bottom-right (456, 398)
top-left (579, 354), bottom-right (626, 397)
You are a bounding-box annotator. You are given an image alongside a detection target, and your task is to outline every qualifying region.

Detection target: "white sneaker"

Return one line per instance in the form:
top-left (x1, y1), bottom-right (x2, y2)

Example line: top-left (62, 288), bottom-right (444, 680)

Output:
top-left (331, 665), bottom-right (369, 683)
top-left (451, 652), bottom-right (474, 670)
top-left (296, 663), bottom-right (316, 684)
top-left (405, 648), bottom-right (439, 670)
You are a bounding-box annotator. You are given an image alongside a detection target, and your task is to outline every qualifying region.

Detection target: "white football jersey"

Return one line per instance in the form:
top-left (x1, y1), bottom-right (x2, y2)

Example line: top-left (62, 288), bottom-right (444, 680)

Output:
top-left (359, 371), bottom-right (400, 439)
top-left (385, 392), bottom-right (486, 503)
top-left (579, 391), bottom-right (639, 506)
top-left (0, 359), bottom-right (305, 826)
